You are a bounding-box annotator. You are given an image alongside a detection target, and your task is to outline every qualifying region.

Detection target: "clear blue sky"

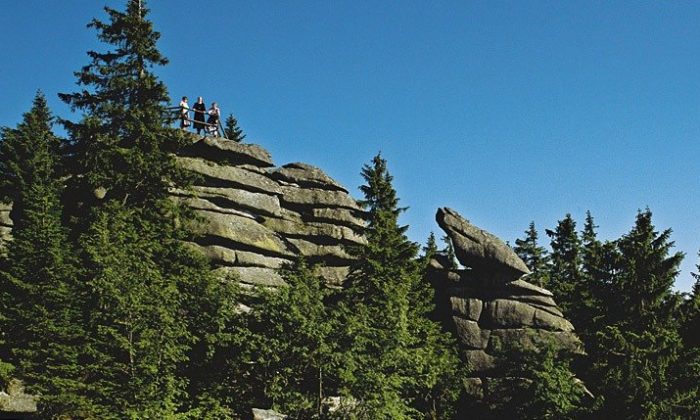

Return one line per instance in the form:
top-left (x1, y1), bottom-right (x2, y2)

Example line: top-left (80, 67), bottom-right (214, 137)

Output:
top-left (2, 1), bottom-right (699, 291)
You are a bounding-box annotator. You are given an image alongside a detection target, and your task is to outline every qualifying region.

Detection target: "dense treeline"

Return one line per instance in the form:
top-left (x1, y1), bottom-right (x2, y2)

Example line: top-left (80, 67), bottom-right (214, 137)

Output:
top-left (513, 212), bottom-right (700, 418)
top-left (1, 1), bottom-right (699, 418)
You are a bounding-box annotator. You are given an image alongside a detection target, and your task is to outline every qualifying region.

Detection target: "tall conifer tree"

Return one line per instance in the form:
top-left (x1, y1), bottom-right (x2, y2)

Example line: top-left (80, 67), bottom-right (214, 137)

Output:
top-left (224, 114), bottom-right (246, 143)
top-left (59, 0), bottom-right (187, 208)
top-left (0, 93), bottom-right (88, 414)
top-left (514, 221), bottom-right (550, 287)
top-left (591, 210), bottom-right (689, 418)
top-left (239, 260), bottom-right (336, 417)
top-left (546, 214), bottom-right (582, 315)
top-left (338, 153), bottom-right (459, 419)
top-left (56, 2), bottom-right (236, 416)
top-left (610, 209), bottom-right (683, 325)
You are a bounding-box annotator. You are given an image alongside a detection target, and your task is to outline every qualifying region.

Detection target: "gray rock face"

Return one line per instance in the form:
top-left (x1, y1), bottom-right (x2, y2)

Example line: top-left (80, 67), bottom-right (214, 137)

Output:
top-left (185, 135), bottom-right (275, 167)
top-left (430, 207), bottom-right (582, 403)
top-left (0, 379), bottom-right (37, 414)
top-left (437, 207), bottom-right (530, 283)
top-left (176, 156), bottom-right (282, 196)
top-left (272, 162), bottom-right (348, 193)
top-left (252, 408), bottom-right (287, 420)
top-left (173, 137), bottom-right (364, 288)
top-left (0, 202), bottom-right (12, 256)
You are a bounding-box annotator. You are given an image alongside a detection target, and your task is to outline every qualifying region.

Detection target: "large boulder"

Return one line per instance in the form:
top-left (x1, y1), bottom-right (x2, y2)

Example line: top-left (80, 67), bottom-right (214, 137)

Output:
top-left (429, 207), bottom-right (583, 402)
top-left (214, 266), bottom-right (286, 288)
top-left (252, 408), bottom-right (287, 420)
top-left (0, 202), bottom-right (12, 256)
top-left (436, 207), bottom-right (530, 283)
top-left (173, 186), bottom-right (283, 218)
top-left (0, 379), bottom-right (37, 414)
top-left (0, 202), bottom-right (11, 227)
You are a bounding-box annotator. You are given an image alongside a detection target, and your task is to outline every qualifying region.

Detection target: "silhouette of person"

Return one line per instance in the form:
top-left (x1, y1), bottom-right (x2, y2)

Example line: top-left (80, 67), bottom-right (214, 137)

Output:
top-left (193, 96), bottom-right (206, 135)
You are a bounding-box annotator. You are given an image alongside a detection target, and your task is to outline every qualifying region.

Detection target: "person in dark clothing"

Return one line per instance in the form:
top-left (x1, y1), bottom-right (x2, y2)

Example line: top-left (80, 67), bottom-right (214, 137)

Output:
top-left (193, 96), bottom-right (206, 135)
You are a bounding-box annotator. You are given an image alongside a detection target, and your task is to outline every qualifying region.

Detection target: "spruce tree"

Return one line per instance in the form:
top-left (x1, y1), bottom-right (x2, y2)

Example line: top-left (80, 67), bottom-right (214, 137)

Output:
top-left (56, 1), bottom-right (237, 416)
top-left (514, 221), bottom-right (550, 287)
top-left (419, 232), bottom-right (439, 270)
top-left (224, 114), bottom-right (246, 143)
top-left (682, 255), bottom-right (700, 347)
top-left (569, 212), bottom-right (609, 339)
top-left (337, 153), bottom-right (459, 419)
top-left (487, 336), bottom-right (587, 419)
top-left (59, 0), bottom-right (188, 209)
top-left (545, 214), bottom-right (582, 316)
top-left (611, 209), bottom-right (683, 325)
top-left (239, 260), bottom-right (336, 417)
top-left (423, 231), bottom-right (438, 256)
top-left (591, 209), bottom-right (688, 418)
top-left (0, 93), bottom-right (88, 414)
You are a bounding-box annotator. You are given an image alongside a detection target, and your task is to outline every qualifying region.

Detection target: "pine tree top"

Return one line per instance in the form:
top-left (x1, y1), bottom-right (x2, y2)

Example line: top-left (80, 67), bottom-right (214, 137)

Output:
top-left (0, 91), bottom-right (63, 204)
top-left (58, 0), bottom-right (189, 208)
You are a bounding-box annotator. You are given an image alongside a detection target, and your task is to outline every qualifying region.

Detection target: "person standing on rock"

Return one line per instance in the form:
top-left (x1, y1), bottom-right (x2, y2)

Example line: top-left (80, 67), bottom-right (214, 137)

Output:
top-left (193, 96), bottom-right (206, 135)
top-left (207, 102), bottom-right (221, 136)
top-left (179, 96), bottom-right (190, 129)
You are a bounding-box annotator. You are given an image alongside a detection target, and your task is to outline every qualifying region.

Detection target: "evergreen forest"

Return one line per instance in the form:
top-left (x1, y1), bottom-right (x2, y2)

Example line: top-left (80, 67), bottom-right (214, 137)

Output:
top-left (1, 1), bottom-right (699, 419)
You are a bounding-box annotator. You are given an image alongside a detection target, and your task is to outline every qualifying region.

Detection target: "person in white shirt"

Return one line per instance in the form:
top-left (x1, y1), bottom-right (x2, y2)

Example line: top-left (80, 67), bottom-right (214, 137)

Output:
top-left (179, 96), bottom-right (190, 129)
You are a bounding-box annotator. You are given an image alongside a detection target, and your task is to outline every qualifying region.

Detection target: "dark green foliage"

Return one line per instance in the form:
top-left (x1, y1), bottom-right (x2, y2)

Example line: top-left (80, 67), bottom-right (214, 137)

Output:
top-left (588, 210), bottom-right (689, 418)
top-left (681, 255), bottom-right (700, 347)
top-left (59, 0), bottom-right (189, 209)
top-left (515, 210), bottom-right (700, 419)
top-left (0, 93), bottom-right (89, 414)
top-left (419, 232), bottom-right (438, 270)
top-left (545, 214), bottom-right (582, 315)
top-left (577, 212), bottom-right (619, 339)
top-left (76, 204), bottom-right (192, 417)
top-left (592, 323), bottom-right (699, 419)
top-left (35, 1), bottom-right (240, 416)
top-left (486, 336), bottom-right (587, 419)
top-left (224, 114), bottom-right (246, 143)
top-left (337, 153), bottom-right (460, 419)
top-left (609, 209), bottom-right (683, 326)
top-left (514, 221), bottom-right (550, 287)
top-left (239, 260), bottom-right (336, 418)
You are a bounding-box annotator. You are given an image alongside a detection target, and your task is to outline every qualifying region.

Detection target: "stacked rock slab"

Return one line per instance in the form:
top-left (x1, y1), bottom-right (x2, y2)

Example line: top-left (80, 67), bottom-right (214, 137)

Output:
top-left (0, 202), bottom-right (12, 256)
top-left (431, 207), bottom-right (582, 401)
top-left (172, 136), bottom-right (365, 290)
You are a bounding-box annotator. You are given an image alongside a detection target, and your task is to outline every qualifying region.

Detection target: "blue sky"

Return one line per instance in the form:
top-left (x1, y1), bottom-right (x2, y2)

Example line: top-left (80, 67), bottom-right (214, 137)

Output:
top-left (1, 1), bottom-right (699, 291)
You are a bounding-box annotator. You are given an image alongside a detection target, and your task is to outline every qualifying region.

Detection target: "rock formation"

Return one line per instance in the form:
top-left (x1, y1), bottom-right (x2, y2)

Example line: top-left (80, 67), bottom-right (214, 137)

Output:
top-left (0, 137), bottom-right (583, 408)
top-left (0, 202), bottom-right (11, 256)
top-left (430, 207), bottom-right (582, 401)
top-left (171, 136), bottom-right (365, 291)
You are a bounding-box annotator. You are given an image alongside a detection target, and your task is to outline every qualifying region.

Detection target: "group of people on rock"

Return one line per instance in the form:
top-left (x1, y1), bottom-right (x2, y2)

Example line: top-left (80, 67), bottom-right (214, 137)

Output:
top-left (179, 96), bottom-right (221, 136)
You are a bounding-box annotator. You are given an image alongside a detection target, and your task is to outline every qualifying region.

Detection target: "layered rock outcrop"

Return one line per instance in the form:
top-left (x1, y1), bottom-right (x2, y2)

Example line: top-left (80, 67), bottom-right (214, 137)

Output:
top-left (172, 136), bottom-right (365, 290)
top-left (429, 207), bottom-right (582, 401)
top-left (0, 136), bottom-right (583, 408)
